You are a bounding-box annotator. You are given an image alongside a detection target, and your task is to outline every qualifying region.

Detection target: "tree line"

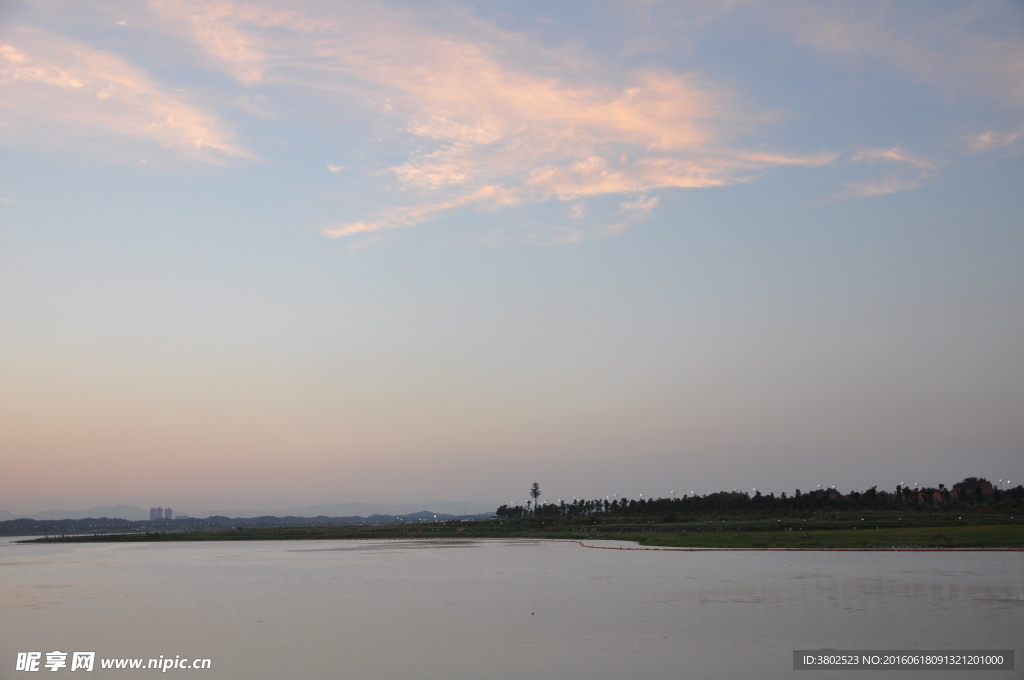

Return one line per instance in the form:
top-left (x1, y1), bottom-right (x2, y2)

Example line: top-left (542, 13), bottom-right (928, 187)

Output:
top-left (496, 478), bottom-right (1023, 519)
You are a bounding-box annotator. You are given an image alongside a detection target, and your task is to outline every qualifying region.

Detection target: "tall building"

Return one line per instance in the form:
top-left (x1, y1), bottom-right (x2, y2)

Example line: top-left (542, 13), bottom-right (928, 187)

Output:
top-left (164, 508), bottom-right (173, 519)
top-left (149, 507), bottom-right (158, 520)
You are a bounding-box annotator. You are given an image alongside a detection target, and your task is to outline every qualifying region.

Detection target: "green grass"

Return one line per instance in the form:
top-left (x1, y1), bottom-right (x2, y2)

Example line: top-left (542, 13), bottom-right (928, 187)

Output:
top-left (632, 524), bottom-right (1024, 549)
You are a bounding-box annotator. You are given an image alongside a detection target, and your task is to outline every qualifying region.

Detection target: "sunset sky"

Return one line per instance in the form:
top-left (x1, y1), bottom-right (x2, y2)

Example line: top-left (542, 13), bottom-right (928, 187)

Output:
top-left (2, 1), bottom-right (1022, 514)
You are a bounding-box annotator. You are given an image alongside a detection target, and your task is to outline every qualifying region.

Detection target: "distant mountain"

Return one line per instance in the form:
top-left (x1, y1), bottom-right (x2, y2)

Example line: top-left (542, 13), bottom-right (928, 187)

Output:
top-left (5, 501), bottom-right (498, 522)
top-left (194, 508), bottom-right (265, 519)
top-left (278, 502), bottom-right (498, 517)
top-left (197, 501), bottom-right (498, 519)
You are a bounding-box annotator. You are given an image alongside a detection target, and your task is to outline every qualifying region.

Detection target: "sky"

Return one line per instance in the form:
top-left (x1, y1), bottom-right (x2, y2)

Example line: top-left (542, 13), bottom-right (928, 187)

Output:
top-left (1, 0), bottom-right (1022, 515)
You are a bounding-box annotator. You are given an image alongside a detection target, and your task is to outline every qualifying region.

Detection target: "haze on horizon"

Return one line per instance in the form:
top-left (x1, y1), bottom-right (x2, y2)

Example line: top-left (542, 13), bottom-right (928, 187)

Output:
top-left (1, 1), bottom-right (1022, 516)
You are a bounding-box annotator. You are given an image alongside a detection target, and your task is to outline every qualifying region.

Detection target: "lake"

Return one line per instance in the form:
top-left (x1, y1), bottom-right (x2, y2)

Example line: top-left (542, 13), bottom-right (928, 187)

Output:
top-left (1, 537), bottom-right (1020, 678)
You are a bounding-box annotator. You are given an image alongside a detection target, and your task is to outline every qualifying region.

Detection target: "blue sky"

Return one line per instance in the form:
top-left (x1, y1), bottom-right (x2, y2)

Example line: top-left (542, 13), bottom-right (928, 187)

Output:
top-left (1, 1), bottom-right (1022, 513)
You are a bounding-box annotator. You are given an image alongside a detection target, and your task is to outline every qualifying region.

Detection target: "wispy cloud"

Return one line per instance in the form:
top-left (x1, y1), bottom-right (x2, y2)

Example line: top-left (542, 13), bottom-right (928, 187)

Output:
top-left (769, 2), bottom-right (1024, 193)
top-left (620, 195), bottom-right (659, 214)
top-left (964, 128), bottom-right (1024, 153)
top-left (323, 185), bottom-right (522, 237)
top-left (843, 175), bottom-right (929, 198)
top-left (0, 27), bottom-right (252, 163)
top-left (776, 2), bottom-right (1024, 112)
top-left (850, 147), bottom-right (937, 170)
top-left (842, 146), bottom-right (941, 198)
top-left (146, 0), bottom-right (281, 84)
top-left (598, 194), bottom-right (662, 236)
top-left (151, 0), bottom-right (835, 238)
top-left (0, 196), bottom-right (19, 204)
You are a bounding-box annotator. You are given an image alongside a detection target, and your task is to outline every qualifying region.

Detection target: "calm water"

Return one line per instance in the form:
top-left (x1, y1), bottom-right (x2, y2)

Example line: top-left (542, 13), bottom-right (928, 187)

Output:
top-left (1, 537), bottom-right (1020, 679)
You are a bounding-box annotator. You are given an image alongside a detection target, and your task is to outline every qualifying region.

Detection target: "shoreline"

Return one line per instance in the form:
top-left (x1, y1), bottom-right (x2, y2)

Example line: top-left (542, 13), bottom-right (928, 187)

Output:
top-left (17, 523), bottom-right (1024, 550)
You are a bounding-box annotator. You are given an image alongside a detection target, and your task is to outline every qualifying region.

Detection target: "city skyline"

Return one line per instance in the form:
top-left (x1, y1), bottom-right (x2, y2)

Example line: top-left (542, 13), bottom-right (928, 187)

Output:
top-left (2, 1), bottom-right (1022, 513)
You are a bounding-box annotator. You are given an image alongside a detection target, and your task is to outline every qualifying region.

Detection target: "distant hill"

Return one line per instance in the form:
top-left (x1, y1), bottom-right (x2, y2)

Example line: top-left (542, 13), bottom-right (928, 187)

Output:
top-left (0, 505), bottom-right (150, 521)
top-left (197, 501), bottom-right (498, 518)
top-left (2, 502), bottom-right (497, 521)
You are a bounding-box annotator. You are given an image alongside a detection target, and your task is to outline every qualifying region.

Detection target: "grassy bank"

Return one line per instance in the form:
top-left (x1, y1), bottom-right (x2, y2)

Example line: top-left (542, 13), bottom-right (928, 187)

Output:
top-left (22, 521), bottom-right (1024, 549)
top-left (633, 524), bottom-right (1024, 549)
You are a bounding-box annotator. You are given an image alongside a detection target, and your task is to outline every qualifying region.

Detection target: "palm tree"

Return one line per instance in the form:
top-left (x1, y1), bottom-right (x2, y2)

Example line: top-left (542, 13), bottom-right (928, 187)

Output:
top-left (530, 482), bottom-right (540, 516)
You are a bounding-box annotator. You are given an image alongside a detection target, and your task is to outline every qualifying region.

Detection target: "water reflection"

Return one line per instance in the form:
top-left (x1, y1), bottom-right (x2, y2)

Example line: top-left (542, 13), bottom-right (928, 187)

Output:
top-left (288, 539), bottom-right (482, 552)
top-left (0, 538), bottom-right (1019, 680)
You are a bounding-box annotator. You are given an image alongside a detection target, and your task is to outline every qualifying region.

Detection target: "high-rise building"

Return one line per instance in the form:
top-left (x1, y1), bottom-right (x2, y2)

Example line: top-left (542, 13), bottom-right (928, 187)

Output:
top-left (149, 507), bottom-right (158, 520)
top-left (164, 508), bottom-right (173, 519)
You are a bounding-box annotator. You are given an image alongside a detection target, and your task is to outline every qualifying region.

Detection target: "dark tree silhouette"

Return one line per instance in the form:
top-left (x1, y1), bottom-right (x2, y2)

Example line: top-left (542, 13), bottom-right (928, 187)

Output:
top-left (492, 476), bottom-right (1022, 521)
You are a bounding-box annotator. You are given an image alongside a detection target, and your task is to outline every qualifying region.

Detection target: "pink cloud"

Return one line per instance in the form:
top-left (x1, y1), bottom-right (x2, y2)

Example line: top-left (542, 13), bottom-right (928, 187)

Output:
top-left (0, 28), bottom-right (251, 163)
top-left (964, 128), bottom-right (1024, 153)
top-left (323, 185), bottom-right (522, 237)
top-left (149, 0), bottom-right (837, 237)
top-left (851, 147), bottom-right (937, 170)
